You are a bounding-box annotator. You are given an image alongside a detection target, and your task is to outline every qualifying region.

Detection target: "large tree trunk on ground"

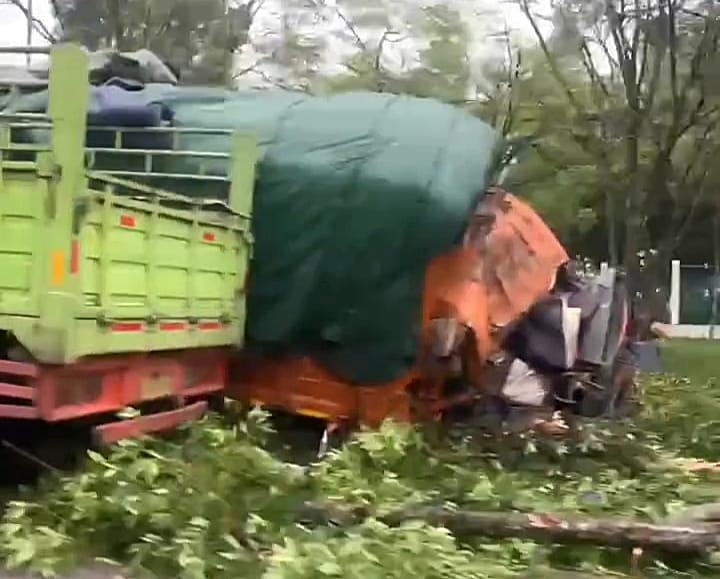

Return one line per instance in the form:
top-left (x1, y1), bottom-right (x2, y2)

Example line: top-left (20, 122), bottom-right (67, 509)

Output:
top-left (300, 503), bottom-right (720, 555)
top-left (383, 508), bottom-right (720, 554)
top-left (519, 570), bottom-right (628, 579)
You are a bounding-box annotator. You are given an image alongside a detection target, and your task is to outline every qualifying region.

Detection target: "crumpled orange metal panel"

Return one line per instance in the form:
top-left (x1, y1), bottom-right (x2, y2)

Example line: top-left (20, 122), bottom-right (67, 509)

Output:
top-left (479, 189), bottom-right (569, 328)
top-left (230, 188), bottom-right (569, 427)
top-left (422, 190), bottom-right (568, 362)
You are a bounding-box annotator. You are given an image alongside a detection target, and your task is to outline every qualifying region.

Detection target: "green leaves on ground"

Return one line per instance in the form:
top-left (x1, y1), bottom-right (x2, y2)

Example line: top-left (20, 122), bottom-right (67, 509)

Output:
top-left (3, 375), bottom-right (720, 578)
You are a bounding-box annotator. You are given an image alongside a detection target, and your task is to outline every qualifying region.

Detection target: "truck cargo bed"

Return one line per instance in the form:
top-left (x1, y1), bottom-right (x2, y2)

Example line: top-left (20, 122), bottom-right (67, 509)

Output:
top-left (0, 44), bottom-right (255, 364)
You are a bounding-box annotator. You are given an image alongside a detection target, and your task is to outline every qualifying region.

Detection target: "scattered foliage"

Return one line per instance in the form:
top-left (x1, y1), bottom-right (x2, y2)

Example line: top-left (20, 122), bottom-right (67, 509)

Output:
top-left (2, 369), bottom-right (720, 578)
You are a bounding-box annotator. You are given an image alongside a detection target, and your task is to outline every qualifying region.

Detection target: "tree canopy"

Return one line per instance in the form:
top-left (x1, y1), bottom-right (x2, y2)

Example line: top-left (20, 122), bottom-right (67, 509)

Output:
top-left (516, 0), bottom-right (720, 280)
top-left (26, 0), bottom-right (720, 275)
top-left (51, 0), bottom-right (259, 84)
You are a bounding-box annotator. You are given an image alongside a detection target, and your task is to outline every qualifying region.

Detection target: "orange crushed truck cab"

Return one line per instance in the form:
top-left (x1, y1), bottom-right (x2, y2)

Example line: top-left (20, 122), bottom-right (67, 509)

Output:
top-left (229, 188), bottom-right (569, 428)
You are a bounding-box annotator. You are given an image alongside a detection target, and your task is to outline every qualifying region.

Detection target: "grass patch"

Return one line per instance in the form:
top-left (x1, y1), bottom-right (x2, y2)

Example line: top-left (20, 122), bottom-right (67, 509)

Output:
top-left (661, 339), bottom-right (720, 384)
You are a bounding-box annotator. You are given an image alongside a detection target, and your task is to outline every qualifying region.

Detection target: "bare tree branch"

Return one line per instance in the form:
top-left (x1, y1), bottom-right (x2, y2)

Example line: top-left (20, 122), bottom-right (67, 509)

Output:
top-left (143, 3), bottom-right (184, 47)
top-left (519, 0), bottom-right (720, 269)
top-left (232, 59), bottom-right (263, 79)
top-left (518, 0), bottom-right (611, 167)
top-left (630, 0), bottom-right (642, 76)
top-left (580, 40), bottom-right (610, 99)
top-left (248, 0), bottom-right (267, 20)
top-left (5, 0), bottom-right (57, 43)
top-left (501, 26), bottom-right (516, 138)
top-left (671, 166), bottom-right (716, 251)
top-left (307, 0), bottom-right (366, 51)
top-left (591, 23), bottom-right (620, 72)
top-left (673, 10), bottom-right (718, 125)
top-left (374, 30), bottom-right (402, 74)
top-left (676, 116), bottom-right (720, 195)
top-left (652, 12), bottom-right (718, 177)
top-left (518, 2), bottom-right (593, 127)
top-left (636, 21), bottom-right (649, 90)
top-left (666, 0), bottom-right (680, 116)
top-left (48, 0), bottom-right (62, 32)
top-left (606, 0), bottom-right (640, 112)
top-left (336, 10), bottom-right (365, 49)
top-left (641, 30), bottom-right (663, 115)
top-left (254, 66), bottom-right (307, 91)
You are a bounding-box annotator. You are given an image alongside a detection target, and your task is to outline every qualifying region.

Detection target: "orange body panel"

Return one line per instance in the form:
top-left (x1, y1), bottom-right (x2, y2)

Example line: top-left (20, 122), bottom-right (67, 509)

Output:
top-left (230, 352), bottom-right (415, 427)
top-left (229, 190), bottom-right (569, 427)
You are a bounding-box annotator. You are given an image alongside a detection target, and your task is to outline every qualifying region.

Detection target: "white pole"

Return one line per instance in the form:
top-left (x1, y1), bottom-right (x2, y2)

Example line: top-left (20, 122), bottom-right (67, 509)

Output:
top-left (600, 261), bottom-right (609, 274)
top-left (670, 259), bottom-right (681, 325)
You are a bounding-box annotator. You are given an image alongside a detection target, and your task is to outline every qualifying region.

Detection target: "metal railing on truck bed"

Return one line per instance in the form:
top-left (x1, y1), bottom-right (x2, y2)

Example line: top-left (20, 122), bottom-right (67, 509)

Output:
top-left (0, 43), bottom-right (257, 365)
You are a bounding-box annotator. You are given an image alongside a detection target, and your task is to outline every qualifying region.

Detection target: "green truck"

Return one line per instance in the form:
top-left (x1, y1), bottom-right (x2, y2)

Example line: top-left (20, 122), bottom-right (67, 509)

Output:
top-left (0, 44), bottom-right (255, 443)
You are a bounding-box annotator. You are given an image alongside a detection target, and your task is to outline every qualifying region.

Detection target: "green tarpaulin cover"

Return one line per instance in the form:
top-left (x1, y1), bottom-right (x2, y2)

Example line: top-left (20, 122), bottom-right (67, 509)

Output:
top-left (5, 87), bottom-right (499, 384)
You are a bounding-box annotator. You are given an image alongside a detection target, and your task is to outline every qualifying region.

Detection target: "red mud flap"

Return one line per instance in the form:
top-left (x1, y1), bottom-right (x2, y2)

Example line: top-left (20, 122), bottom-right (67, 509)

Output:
top-left (93, 401), bottom-right (208, 445)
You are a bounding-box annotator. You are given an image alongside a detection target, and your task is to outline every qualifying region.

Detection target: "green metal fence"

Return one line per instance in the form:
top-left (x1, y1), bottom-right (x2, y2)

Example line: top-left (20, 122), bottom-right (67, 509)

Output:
top-left (679, 264), bottom-right (717, 325)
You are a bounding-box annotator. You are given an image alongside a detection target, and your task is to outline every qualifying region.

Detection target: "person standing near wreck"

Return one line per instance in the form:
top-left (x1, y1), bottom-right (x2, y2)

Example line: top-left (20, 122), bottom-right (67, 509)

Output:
top-left (605, 293), bottom-right (673, 417)
top-left (626, 295), bottom-right (672, 368)
top-left (627, 295), bottom-right (672, 342)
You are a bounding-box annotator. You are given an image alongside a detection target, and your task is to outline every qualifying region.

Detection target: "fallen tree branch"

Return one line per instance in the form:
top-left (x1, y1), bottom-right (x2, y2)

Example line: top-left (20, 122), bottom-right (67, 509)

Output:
top-left (669, 457), bottom-right (720, 475)
top-left (665, 502), bottom-right (720, 526)
top-left (384, 507), bottom-right (720, 554)
top-left (518, 569), bottom-right (629, 579)
top-left (299, 503), bottom-right (720, 555)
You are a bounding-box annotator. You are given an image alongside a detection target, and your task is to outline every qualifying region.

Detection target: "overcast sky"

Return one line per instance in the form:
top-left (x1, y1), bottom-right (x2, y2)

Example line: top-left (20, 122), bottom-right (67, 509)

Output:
top-left (0, 0), bottom-right (53, 63)
top-left (243, 0), bottom-right (546, 77)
